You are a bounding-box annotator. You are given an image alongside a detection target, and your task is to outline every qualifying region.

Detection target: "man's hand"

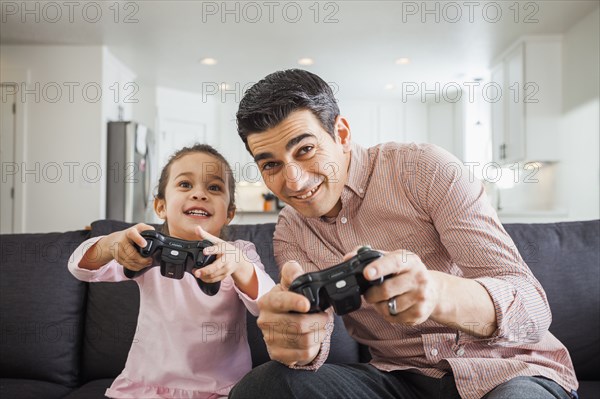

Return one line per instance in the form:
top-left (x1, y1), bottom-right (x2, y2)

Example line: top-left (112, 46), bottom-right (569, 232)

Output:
top-left (257, 260), bottom-right (330, 367)
top-left (358, 249), bottom-right (442, 326)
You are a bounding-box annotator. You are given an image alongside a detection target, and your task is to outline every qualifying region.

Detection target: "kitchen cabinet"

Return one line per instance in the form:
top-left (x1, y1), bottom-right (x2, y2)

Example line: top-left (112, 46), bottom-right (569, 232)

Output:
top-left (340, 100), bottom-right (428, 148)
top-left (490, 37), bottom-right (562, 164)
top-left (427, 98), bottom-right (465, 161)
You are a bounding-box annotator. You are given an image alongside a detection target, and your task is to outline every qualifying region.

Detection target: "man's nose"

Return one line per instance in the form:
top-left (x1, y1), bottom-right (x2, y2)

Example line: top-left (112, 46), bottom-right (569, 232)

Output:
top-left (283, 163), bottom-right (310, 193)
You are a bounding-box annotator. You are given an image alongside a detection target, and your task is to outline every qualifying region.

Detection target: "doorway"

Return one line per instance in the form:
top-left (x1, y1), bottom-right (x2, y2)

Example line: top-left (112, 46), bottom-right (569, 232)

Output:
top-left (0, 83), bottom-right (17, 234)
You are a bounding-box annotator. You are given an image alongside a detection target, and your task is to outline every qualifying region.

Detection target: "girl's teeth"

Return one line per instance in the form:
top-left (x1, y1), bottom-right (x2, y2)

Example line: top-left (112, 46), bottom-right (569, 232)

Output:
top-left (187, 210), bottom-right (208, 216)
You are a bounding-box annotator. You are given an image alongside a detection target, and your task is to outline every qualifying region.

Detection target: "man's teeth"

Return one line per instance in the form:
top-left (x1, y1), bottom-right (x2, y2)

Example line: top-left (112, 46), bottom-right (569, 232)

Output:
top-left (296, 186), bottom-right (319, 199)
top-left (186, 210), bottom-right (209, 216)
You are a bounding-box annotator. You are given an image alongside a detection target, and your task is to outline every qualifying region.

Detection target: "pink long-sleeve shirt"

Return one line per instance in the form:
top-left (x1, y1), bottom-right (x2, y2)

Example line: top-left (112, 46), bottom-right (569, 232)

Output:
top-left (274, 142), bottom-right (578, 399)
top-left (68, 237), bottom-right (276, 399)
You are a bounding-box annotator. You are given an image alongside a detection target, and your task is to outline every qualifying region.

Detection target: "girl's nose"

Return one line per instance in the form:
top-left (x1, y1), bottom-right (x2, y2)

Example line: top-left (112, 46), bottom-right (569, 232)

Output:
top-left (192, 189), bottom-right (208, 201)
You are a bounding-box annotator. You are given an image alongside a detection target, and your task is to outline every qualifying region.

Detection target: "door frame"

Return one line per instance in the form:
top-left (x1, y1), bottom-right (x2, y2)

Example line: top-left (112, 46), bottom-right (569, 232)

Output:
top-left (1, 68), bottom-right (27, 233)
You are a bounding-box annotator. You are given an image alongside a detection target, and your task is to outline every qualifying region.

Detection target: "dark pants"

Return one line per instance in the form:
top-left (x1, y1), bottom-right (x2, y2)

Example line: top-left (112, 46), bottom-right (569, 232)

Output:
top-left (228, 361), bottom-right (574, 399)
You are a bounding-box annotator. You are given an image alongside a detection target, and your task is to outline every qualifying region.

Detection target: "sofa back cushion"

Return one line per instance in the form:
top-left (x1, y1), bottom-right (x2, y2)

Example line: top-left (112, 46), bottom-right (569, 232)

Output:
top-left (80, 220), bottom-right (142, 381)
top-left (504, 220), bottom-right (600, 380)
top-left (0, 230), bottom-right (89, 387)
top-left (80, 281), bottom-right (140, 381)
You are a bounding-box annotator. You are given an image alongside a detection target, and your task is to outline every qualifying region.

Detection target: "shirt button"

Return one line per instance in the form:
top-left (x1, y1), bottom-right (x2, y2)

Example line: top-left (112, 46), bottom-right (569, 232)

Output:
top-left (340, 217), bottom-right (348, 224)
top-left (430, 348), bottom-right (438, 356)
top-left (456, 348), bottom-right (465, 357)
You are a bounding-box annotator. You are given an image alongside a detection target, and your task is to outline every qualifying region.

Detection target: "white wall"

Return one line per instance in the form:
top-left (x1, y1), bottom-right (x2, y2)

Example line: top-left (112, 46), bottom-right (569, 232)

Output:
top-left (217, 99), bottom-right (255, 184)
top-left (0, 45), bottom-right (147, 233)
top-left (155, 86), bottom-right (218, 165)
top-left (1, 45), bottom-right (104, 233)
top-left (557, 7), bottom-right (600, 221)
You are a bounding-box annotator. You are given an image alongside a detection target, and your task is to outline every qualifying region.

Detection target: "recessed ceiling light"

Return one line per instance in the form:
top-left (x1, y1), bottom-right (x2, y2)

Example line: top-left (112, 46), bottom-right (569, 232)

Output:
top-left (395, 58), bottom-right (410, 65)
top-left (298, 58), bottom-right (314, 66)
top-left (384, 84), bottom-right (395, 90)
top-left (200, 58), bottom-right (218, 65)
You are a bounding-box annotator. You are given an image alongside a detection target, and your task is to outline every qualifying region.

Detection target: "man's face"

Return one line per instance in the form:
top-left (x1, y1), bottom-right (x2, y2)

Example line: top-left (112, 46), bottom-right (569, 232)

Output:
top-left (247, 109), bottom-right (352, 218)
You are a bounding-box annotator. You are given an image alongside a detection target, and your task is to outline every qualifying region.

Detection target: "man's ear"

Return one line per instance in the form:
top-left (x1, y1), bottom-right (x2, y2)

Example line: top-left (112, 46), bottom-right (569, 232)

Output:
top-left (154, 197), bottom-right (167, 220)
top-left (335, 116), bottom-right (352, 152)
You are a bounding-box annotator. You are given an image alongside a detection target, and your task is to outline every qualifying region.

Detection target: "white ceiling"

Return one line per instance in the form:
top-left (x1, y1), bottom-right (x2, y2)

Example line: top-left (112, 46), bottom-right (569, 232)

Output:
top-left (1, 0), bottom-right (598, 99)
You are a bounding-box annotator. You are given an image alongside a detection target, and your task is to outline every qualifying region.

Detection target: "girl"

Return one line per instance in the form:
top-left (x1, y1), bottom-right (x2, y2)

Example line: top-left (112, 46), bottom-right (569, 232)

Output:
top-left (68, 144), bottom-right (276, 398)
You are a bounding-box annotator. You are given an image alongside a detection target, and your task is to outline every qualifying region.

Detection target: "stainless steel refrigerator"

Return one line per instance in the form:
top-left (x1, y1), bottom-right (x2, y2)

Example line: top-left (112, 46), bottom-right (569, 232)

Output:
top-left (106, 121), bottom-right (155, 223)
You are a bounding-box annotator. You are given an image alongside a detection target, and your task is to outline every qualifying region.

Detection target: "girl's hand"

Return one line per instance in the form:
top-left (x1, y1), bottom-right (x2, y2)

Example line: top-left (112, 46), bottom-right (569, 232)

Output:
top-left (193, 226), bottom-right (258, 298)
top-left (80, 223), bottom-right (154, 271)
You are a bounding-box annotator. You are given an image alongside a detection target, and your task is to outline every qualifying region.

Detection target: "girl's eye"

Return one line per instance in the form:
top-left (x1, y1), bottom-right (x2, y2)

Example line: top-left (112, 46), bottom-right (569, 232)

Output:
top-left (178, 181), bottom-right (191, 188)
top-left (208, 184), bottom-right (222, 192)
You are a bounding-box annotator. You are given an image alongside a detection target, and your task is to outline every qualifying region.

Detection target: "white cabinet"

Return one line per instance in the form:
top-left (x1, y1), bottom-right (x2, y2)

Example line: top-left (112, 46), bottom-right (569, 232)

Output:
top-left (490, 37), bottom-right (562, 164)
top-left (427, 98), bottom-right (465, 161)
top-left (339, 100), bottom-right (428, 148)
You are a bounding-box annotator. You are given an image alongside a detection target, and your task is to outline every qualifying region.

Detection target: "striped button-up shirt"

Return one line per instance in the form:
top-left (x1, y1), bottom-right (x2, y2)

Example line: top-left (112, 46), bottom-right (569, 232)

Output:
top-left (273, 142), bottom-right (577, 399)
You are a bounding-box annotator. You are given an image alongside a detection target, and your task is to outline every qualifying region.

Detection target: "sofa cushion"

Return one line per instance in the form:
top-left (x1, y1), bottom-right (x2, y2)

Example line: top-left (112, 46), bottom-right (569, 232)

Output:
top-left (88, 219), bottom-right (152, 238)
top-left (0, 378), bottom-right (73, 399)
top-left (0, 230), bottom-right (89, 387)
top-left (80, 281), bottom-right (139, 381)
top-left (504, 220), bottom-right (600, 381)
top-left (575, 380), bottom-right (600, 398)
top-left (60, 378), bottom-right (114, 398)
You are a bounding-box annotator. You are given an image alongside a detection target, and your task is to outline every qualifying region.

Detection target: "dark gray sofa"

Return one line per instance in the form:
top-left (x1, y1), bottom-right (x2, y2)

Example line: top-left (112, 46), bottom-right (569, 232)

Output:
top-left (1, 220), bottom-right (598, 398)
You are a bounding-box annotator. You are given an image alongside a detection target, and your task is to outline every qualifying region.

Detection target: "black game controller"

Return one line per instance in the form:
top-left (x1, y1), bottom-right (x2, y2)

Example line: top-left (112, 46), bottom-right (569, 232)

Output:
top-left (125, 230), bottom-right (220, 296)
top-left (289, 246), bottom-right (387, 315)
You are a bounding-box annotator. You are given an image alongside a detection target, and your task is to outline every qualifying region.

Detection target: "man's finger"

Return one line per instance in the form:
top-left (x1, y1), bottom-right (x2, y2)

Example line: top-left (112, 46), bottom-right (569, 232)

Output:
top-left (363, 251), bottom-right (410, 282)
top-left (261, 289), bottom-right (311, 313)
top-left (341, 246), bottom-right (362, 262)
top-left (280, 261), bottom-right (305, 290)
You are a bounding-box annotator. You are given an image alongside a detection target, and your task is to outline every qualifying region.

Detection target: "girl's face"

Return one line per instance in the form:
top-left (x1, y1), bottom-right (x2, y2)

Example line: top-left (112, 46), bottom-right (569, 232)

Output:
top-left (154, 152), bottom-right (234, 240)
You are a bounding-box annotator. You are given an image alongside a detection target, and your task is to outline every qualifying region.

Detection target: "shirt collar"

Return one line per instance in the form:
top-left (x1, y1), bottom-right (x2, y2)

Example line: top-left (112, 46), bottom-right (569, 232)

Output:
top-left (318, 142), bottom-right (370, 224)
top-left (345, 141), bottom-right (370, 199)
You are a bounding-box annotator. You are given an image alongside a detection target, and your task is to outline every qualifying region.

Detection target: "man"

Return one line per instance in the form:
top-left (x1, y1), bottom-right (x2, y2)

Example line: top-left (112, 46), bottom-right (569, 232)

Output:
top-left (229, 69), bottom-right (578, 399)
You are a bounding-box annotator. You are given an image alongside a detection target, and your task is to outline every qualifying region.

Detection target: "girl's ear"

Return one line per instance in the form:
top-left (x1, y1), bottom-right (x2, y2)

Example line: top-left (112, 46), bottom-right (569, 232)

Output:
top-left (154, 197), bottom-right (167, 220)
top-left (226, 207), bottom-right (236, 224)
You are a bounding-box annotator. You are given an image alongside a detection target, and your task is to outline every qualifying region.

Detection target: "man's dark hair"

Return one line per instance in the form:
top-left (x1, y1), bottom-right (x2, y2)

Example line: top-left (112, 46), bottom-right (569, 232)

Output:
top-left (236, 69), bottom-right (340, 152)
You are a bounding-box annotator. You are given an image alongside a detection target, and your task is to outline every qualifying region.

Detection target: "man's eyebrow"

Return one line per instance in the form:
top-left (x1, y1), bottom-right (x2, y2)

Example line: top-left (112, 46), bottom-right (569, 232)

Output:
top-left (286, 133), bottom-right (316, 151)
top-left (254, 152), bottom-right (273, 163)
top-left (253, 133), bottom-right (316, 163)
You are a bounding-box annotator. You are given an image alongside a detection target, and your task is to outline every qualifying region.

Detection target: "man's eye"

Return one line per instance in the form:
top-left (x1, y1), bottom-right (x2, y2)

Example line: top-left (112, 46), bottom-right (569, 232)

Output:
top-left (262, 162), bottom-right (279, 171)
top-left (298, 145), bottom-right (314, 155)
